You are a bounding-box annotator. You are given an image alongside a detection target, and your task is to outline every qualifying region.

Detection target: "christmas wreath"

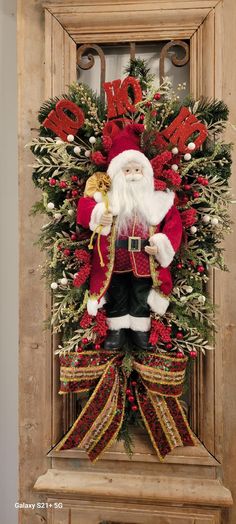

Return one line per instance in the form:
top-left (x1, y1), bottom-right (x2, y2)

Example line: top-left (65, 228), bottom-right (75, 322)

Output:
top-left (30, 59), bottom-right (232, 462)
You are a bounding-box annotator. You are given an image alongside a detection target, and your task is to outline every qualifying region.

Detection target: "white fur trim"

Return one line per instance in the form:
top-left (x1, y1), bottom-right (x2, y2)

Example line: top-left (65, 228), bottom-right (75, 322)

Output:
top-left (107, 314), bottom-right (130, 330)
top-left (99, 296), bottom-right (106, 308)
top-left (89, 202), bottom-right (111, 236)
top-left (149, 190), bottom-right (175, 225)
top-left (130, 316), bottom-right (151, 332)
top-left (108, 149), bottom-right (153, 180)
top-left (149, 232), bottom-right (175, 268)
top-left (147, 289), bottom-right (170, 316)
top-left (87, 298), bottom-right (99, 316)
top-left (87, 296), bottom-right (106, 317)
top-left (94, 191), bottom-right (103, 203)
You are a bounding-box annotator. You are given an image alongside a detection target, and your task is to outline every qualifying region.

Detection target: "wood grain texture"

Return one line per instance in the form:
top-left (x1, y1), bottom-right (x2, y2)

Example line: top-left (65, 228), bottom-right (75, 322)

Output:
top-left (190, 4), bottom-right (236, 523)
top-left (19, 1), bottom-right (236, 523)
top-left (216, 1), bottom-right (236, 522)
top-left (47, 498), bottom-right (222, 524)
top-left (44, 1), bottom-right (214, 42)
top-left (43, 10), bottom-right (77, 447)
top-left (18, 1), bottom-right (52, 522)
top-left (34, 469), bottom-right (232, 506)
top-left (191, 8), bottom-right (217, 455)
top-left (47, 431), bottom-right (219, 466)
top-left (44, 0), bottom-right (220, 6)
top-left (18, 3), bottom-right (76, 523)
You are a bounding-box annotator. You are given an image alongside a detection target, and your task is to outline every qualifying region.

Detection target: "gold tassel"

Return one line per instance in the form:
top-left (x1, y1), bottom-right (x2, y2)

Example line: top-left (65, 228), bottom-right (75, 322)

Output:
top-left (88, 191), bottom-right (110, 267)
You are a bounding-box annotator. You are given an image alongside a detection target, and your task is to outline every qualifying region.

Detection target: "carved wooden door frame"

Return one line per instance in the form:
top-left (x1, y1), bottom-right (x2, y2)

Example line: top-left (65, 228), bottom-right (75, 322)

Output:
top-left (18, 1), bottom-right (236, 523)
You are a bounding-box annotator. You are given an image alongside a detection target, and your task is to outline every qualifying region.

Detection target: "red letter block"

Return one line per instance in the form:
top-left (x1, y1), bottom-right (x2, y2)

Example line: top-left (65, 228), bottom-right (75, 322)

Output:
top-left (43, 99), bottom-right (85, 141)
top-left (103, 76), bottom-right (142, 118)
top-left (155, 107), bottom-right (208, 153)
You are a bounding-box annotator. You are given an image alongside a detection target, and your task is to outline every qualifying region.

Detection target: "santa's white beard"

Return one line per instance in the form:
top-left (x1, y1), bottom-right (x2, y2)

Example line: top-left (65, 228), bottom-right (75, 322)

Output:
top-left (108, 169), bottom-right (155, 235)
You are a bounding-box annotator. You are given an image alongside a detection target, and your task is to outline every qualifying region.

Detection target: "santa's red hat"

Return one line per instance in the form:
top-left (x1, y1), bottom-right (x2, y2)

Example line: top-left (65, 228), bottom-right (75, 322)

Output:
top-left (107, 123), bottom-right (154, 179)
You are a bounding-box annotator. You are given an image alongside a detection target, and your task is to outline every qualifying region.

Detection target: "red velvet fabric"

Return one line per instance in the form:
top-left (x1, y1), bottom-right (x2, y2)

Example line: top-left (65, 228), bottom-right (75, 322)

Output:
top-left (77, 196), bottom-right (182, 301)
top-left (107, 124), bottom-right (144, 165)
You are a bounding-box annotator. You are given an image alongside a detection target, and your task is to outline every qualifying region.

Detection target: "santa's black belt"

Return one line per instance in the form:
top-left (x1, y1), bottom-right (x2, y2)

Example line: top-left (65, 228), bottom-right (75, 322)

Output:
top-left (115, 237), bottom-right (149, 252)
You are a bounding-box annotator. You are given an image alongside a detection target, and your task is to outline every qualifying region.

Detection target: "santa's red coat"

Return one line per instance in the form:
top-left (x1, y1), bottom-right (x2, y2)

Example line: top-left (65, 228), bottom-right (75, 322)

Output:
top-left (77, 195), bottom-right (182, 316)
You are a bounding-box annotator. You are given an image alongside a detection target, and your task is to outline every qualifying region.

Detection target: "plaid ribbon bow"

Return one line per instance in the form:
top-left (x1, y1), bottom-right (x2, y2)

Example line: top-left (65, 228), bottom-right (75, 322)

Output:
top-left (55, 350), bottom-right (196, 462)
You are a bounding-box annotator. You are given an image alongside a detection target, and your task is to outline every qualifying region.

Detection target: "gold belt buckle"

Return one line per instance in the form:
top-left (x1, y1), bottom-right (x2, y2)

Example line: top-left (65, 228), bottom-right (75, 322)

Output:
top-left (128, 236), bottom-right (142, 252)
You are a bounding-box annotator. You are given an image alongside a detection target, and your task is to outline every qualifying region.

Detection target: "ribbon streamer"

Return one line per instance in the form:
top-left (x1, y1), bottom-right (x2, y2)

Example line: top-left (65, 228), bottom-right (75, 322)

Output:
top-left (55, 350), bottom-right (196, 462)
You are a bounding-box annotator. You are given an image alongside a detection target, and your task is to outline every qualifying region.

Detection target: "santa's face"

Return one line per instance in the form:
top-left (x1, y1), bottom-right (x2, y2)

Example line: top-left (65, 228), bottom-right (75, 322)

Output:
top-left (109, 158), bottom-right (154, 233)
top-left (123, 161), bottom-right (143, 181)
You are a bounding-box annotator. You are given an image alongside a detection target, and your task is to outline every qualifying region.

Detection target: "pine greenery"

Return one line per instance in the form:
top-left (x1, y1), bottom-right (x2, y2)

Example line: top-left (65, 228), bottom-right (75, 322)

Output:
top-left (30, 59), bottom-right (232, 457)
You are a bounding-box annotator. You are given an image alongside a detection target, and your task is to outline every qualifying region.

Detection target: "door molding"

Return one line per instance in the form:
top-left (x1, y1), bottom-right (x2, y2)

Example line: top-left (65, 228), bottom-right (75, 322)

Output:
top-left (44, 0), bottom-right (220, 42)
top-left (18, 1), bottom-right (236, 522)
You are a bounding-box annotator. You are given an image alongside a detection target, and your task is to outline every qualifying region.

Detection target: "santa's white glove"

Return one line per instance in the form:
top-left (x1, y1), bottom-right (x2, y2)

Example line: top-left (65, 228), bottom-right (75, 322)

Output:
top-left (100, 211), bottom-right (113, 227)
top-left (145, 238), bottom-right (158, 256)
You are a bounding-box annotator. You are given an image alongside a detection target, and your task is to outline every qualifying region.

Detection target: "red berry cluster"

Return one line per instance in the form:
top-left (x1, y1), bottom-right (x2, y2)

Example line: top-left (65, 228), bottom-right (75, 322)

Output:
top-left (92, 310), bottom-right (108, 339)
top-left (91, 151), bottom-right (107, 166)
top-left (140, 92), bottom-right (161, 121)
top-left (175, 331), bottom-right (184, 359)
top-left (73, 249), bottom-right (91, 287)
top-left (151, 151), bottom-right (181, 188)
top-left (181, 208), bottom-right (197, 228)
top-left (149, 319), bottom-right (172, 346)
top-left (197, 176), bottom-right (209, 186)
top-left (176, 260), bottom-right (205, 274)
top-left (48, 173), bottom-right (81, 200)
top-left (175, 332), bottom-right (197, 359)
top-left (126, 381), bottom-right (138, 412)
top-left (80, 310), bottom-right (93, 329)
top-left (73, 264), bottom-right (91, 287)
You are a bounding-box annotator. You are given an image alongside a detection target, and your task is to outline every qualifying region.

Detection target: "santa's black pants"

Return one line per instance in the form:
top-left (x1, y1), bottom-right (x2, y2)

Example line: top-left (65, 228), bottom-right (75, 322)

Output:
top-left (105, 272), bottom-right (152, 332)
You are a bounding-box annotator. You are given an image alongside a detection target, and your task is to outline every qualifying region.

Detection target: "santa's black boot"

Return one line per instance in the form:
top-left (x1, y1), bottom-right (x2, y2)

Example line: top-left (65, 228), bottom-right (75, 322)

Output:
top-left (130, 330), bottom-right (155, 350)
top-left (104, 329), bottom-right (127, 350)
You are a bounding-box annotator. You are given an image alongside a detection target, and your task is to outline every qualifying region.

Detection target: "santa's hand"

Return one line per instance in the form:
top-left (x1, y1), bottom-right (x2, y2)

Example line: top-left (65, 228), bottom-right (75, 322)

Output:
top-left (100, 212), bottom-right (113, 227)
top-left (145, 240), bottom-right (158, 256)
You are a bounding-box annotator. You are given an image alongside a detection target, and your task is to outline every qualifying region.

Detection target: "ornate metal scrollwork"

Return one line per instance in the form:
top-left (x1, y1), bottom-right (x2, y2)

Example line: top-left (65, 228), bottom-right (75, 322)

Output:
top-left (77, 44), bottom-right (106, 101)
top-left (159, 40), bottom-right (190, 84)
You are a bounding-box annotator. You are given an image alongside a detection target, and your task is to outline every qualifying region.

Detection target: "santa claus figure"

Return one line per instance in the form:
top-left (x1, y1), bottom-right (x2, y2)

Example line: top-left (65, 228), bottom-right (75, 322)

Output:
top-left (77, 124), bottom-right (182, 350)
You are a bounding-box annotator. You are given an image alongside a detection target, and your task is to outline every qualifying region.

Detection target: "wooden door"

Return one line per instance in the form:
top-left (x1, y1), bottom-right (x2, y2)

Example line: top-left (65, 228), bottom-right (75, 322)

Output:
top-left (18, 1), bottom-right (236, 523)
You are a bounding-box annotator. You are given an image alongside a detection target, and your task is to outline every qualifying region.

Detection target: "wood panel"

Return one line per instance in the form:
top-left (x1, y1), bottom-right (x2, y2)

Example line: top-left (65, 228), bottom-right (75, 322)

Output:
top-left (18, 1), bottom-right (236, 523)
top-left (34, 469), bottom-right (232, 507)
top-left (44, 9), bottom-right (77, 446)
top-left (44, 0), bottom-right (217, 42)
top-left (190, 8), bottom-right (217, 455)
top-left (217, 1), bottom-right (236, 522)
top-left (18, 0), bottom-right (51, 521)
top-left (190, 3), bottom-right (236, 522)
top-left (18, 3), bottom-right (76, 523)
top-left (45, 10), bottom-right (76, 98)
top-left (44, 0), bottom-right (220, 5)
top-left (47, 499), bottom-right (221, 524)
